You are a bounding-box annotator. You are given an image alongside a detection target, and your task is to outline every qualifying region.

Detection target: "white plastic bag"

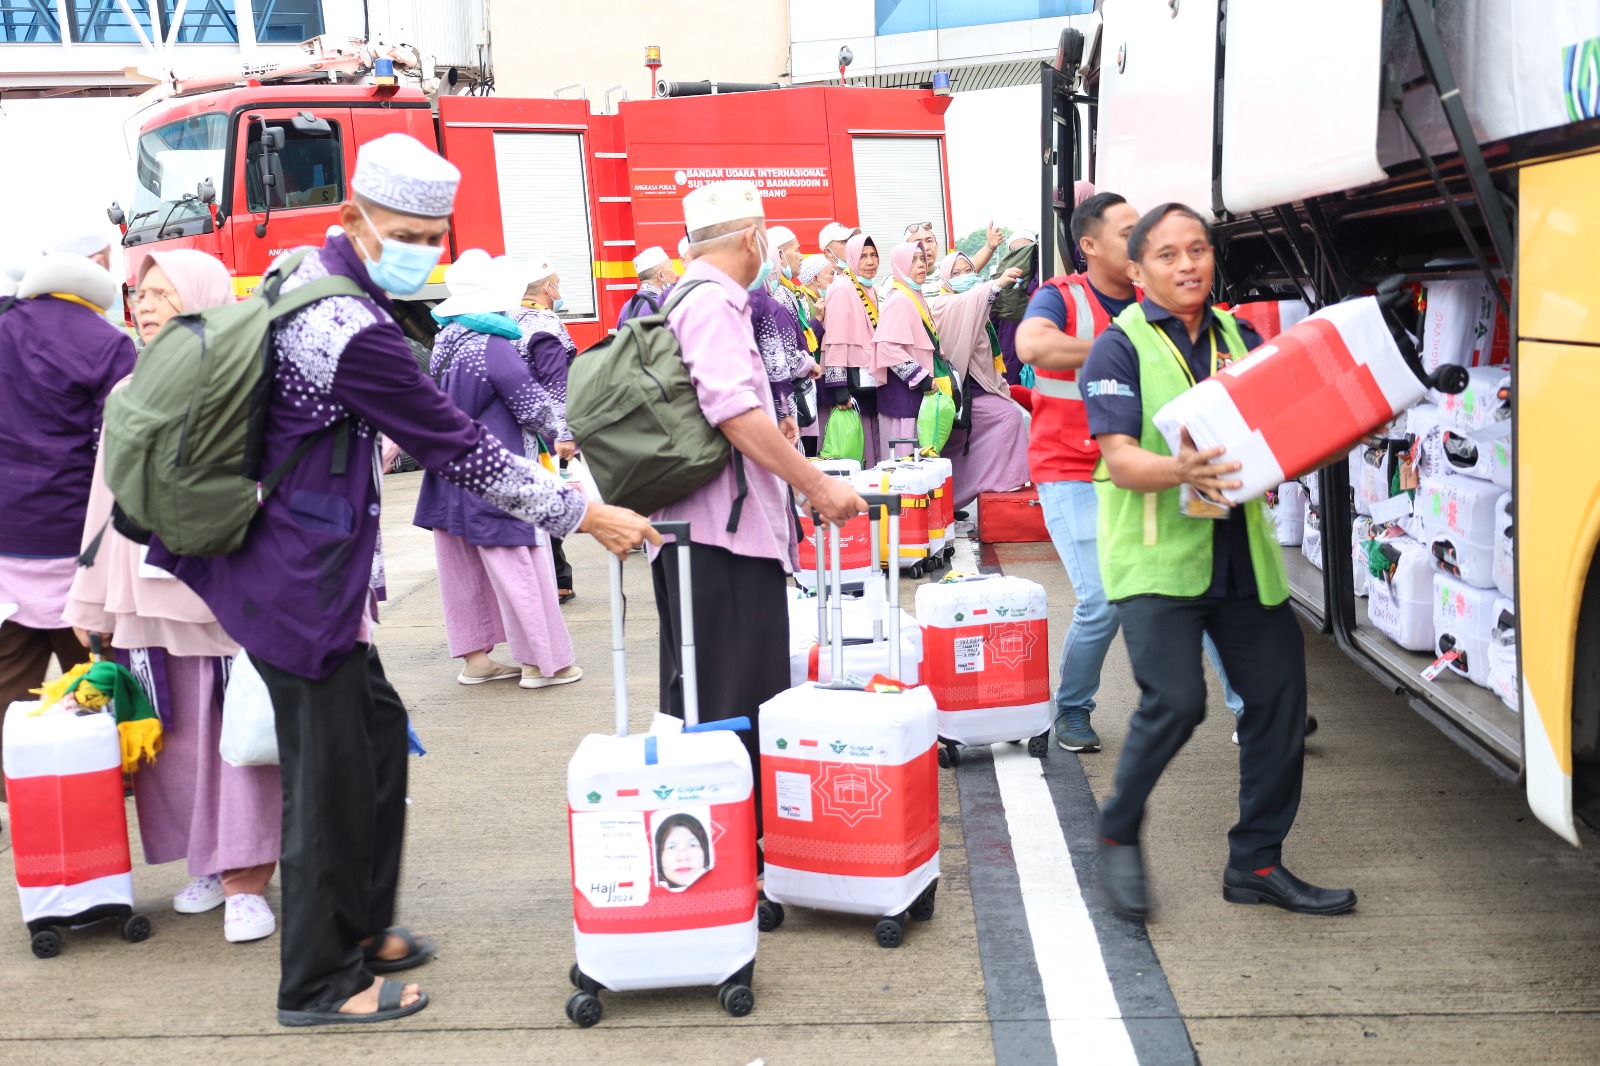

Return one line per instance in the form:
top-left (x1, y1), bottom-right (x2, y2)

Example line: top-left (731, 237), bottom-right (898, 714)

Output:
top-left (219, 651), bottom-right (278, 767)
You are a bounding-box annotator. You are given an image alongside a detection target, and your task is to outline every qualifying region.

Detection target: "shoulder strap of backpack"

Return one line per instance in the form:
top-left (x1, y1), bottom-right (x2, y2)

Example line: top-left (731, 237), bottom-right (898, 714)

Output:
top-left (658, 278), bottom-right (711, 319)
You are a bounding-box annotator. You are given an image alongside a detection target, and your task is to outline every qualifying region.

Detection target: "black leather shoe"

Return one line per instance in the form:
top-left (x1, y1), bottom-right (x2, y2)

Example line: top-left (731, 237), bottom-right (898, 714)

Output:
top-left (1223, 864), bottom-right (1356, 915)
top-left (1097, 840), bottom-right (1151, 920)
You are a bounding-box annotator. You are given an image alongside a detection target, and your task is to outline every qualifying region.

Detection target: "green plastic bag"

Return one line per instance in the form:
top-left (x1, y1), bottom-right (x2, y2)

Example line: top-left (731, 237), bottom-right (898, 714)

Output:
top-left (820, 404), bottom-right (865, 463)
top-left (918, 389), bottom-right (957, 456)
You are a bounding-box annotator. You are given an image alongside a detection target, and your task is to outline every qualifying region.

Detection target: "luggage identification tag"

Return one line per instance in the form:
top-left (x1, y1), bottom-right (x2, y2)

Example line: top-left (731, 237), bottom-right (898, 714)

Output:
top-left (1421, 650), bottom-right (1459, 681)
top-left (1178, 484), bottom-right (1229, 520)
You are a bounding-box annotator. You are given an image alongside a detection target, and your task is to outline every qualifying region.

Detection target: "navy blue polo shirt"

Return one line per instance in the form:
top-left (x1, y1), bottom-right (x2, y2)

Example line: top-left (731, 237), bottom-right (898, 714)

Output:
top-left (1081, 299), bottom-right (1265, 600)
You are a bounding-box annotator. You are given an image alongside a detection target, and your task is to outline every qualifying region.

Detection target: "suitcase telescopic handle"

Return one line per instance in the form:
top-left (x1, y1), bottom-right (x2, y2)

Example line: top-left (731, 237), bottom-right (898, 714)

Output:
top-left (607, 520), bottom-right (697, 738)
top-left (889, 436), bottom-right (919, 459)
top-left (814, 495), bottom-right (904, 683)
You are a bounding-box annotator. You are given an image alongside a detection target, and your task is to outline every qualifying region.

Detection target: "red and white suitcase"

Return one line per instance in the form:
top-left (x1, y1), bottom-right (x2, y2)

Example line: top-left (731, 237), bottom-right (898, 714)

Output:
top-left (796, 460), bottom-right (873, 592)
top-left (852, 464), bottom-right (939, 577)
top-left (786, 524), bottom-right (924, 689)
top-left (915, 574), bottom-right (1053, 764)
top-left (1153, 296), bottom-right (1429, 503)
top-left (758, 496), bottom-right (941, 948)
top-left (976, 485), bottom-right (1051, 544)
top-left (886, 438), bottom-right (954, 559)
top-left (4, 694), bottom-right (151, 958)
top-left (564, 522), bottom-right (759, 1027)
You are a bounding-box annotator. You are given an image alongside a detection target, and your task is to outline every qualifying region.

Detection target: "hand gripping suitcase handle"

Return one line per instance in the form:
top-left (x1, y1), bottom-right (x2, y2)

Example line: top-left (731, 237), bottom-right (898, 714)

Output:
top-left (813, 494), bottom-right (903, 683)
top-left (607, 520), bottom-right (698, 738)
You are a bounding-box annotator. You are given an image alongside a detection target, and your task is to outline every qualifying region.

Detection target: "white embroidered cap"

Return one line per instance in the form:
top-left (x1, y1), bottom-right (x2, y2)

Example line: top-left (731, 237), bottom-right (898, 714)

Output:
top-left (1009, 227), bottom-right (1038, 247)
top-left (767, 225), bottom-right (799, 250)
top-left (817, 221), bottom-right (854, 248)
top-left (683, 180), bottom-right (763, 238)
top-left (524, 255), bottom-right (558, 286)
top-left (677, 236), bottom-right (691, 259)
top-left (434, 249), bottom-right (526, 317)
top-left (632, 246), bottom-right (670, 275)
top-left (351, 133), bottom-right (460, 218)
top-left (50, 225), bottom-right (114, 258)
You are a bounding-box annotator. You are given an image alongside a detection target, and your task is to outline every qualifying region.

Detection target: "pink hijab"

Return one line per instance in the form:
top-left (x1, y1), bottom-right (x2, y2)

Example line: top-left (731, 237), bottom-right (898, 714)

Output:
top-left (139, 249), bottom-right (234, 314)
top-left (821, 234), bottom-right (879, 368)
top-left (872, 243), bottom-right (935, 381)
top-left (1074, 180), bottom-right (1097, 207)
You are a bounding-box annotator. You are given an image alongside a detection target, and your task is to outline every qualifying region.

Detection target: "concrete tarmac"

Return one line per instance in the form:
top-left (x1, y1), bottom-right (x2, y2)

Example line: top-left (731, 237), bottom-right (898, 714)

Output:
top-left (2, 475), bottom-right (1598, 1065)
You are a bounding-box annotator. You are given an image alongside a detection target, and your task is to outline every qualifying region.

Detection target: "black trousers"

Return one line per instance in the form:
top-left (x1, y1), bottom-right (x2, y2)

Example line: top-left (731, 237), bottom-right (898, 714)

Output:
top-left (652, 543), bottom-right (790, 836)
top-left (553, 537), bottom-right (573, 592)
top-left (1100, 594), bottom-right (1307, 871)
top-left (253, 644), bottom-right (409, 1011)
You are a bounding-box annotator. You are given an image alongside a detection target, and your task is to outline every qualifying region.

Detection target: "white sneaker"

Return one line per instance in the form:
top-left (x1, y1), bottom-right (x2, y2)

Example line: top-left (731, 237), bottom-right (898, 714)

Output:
top-left (224, 893), bottom-right (276, 942)
top-left (173, 874), bottom-right (225, 914)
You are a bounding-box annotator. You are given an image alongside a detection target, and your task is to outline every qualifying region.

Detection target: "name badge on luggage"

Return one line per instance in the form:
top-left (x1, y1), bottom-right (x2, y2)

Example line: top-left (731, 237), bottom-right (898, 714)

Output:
top-left (1178, 485), bottom-right (1229, 520)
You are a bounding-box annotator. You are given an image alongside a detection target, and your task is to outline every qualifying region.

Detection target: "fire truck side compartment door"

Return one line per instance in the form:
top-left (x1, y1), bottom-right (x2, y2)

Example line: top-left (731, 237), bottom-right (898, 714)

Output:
top-left (493, 131), bottom-right (599, 320)
top-left (852, 137), bottom-right (948, 257)
top-left (230, 107), bottom-right (355, 294)
top-left (1218, 0), bottom-right (1388, 215)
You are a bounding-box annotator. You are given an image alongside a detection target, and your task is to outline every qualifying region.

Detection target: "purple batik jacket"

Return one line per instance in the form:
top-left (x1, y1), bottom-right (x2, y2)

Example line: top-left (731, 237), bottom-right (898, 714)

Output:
top-left (153, 235), bottom-right (587, 679)
top-left (0, 296), bottom-right (137, 557)
top-left (509, 304), bottom-right (574, 445)
top-left (413, 323), bottom-right (564, 548)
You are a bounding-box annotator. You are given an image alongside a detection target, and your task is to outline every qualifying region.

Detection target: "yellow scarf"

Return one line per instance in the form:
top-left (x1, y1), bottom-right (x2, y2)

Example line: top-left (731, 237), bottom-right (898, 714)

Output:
top-left (42, 292), bottom-right (109, 314)
top-left (778, 275), bottom-right (818, 353)
top-left (890, 279), bottom-right (939, 346)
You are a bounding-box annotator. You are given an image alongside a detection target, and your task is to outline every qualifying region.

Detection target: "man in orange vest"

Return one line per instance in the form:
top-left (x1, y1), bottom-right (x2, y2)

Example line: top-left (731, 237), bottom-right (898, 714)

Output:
top-left (1017, 193), bottom-right (1244, 752)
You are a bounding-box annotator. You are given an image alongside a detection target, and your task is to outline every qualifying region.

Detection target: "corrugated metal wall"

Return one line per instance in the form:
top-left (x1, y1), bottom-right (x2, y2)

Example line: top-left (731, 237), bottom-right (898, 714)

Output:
top-left (370, 0), bottom-right (485, 69)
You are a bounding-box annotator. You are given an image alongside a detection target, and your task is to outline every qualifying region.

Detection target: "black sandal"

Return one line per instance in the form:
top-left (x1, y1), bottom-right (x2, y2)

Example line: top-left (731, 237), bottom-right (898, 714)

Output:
top-left (278, 978), bottom-right (429, 1027)
top-left (364, 926), bottom-right (437, 974)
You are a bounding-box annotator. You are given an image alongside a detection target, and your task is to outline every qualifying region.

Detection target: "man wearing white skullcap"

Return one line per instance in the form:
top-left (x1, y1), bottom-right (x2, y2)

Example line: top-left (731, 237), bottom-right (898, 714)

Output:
top-left (817, 221), bottom-right (857, 273)
top-left (648, 182), bottom-right (866, 839)
top-left (616, 245), bottom-right (677, 328)
top-left (152, 131), bottom-right (657, 1028)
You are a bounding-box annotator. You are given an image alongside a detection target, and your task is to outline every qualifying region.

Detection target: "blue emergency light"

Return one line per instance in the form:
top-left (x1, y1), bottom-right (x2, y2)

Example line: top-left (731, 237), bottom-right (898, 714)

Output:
top-left (374, 57), bottom-right (397, 86)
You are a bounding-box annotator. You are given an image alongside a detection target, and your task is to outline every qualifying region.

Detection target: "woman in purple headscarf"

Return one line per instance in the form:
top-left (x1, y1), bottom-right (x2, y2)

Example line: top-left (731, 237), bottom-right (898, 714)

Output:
top-left (65, 249), bottom-right (283, 945)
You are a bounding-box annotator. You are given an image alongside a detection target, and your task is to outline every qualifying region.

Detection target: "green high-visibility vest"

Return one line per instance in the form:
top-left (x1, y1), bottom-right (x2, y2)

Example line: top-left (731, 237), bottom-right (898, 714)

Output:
top-left (1094, 303), bottom-right (1289, 606)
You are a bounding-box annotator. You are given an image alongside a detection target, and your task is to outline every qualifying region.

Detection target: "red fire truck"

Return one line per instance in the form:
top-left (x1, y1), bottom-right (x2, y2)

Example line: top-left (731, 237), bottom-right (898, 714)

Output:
top-left (116, 65), bottom-right (956, 351)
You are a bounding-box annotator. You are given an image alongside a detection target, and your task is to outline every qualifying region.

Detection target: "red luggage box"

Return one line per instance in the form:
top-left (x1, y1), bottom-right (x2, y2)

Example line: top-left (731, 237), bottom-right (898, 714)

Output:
top-left (977, 486), bottom-right (1050, 544)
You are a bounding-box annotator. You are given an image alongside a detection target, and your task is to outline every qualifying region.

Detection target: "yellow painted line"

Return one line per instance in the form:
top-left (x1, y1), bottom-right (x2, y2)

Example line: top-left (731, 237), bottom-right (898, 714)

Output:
top-left (231, 263), bottom-right (447, 298)
top-left (593, 259), bottom-right (638, 279)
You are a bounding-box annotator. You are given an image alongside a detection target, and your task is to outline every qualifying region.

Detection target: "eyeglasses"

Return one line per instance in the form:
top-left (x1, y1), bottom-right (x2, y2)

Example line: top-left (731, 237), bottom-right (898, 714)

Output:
top-left (133, 286), bottom-right (179, 307)
top-left (904, 222), bottom-right (935, 237)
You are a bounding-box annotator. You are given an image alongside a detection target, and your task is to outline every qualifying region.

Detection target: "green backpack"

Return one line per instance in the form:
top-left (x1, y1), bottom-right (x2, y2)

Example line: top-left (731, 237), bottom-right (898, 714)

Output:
top-left (567, 280), bottom-right (747, 529)
top-left (99, 250), bottom-right (365, 557)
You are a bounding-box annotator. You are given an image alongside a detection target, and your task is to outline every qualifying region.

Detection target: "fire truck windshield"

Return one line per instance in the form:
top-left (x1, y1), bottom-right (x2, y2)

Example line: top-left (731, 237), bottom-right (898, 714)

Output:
top-left (130, 112), bottom-right (227, 237)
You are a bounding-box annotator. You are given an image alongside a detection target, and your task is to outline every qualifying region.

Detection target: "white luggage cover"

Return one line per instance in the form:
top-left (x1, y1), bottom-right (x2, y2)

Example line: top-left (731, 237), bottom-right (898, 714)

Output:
top-left (915, 575), bottom-right (1052, 746)
top-left (759, 682), bottom-right (940, 917)
top-left (1405, 403), bottom-right (1448, 483)
top-left (1301, 497), bottom-right (1323, 572)
top-left (786, 592), bottom-right (923, 688)
top-left (1442, 421), bottom-right (1511, 488)
top-left (3, 700), bottom-right (134, 924)
top-left (1435, 367), bottom-right (1509, 435)
top-left (1487, 598), bottom-right (1519, 713)
top-left (1433, 573), bottom-right (1501, 687)
top-left (1416, 474), bottom-right (1502, 555)
top-left (1153, 297), bottom-right (1427, 503)
top-left (1268, 482), bottom-right (1304, 546)
top-left (1493, 494), bottom-right (1514, 600)
top-left (878, 455), bottom-right (954, 552)
top-left (566, 729), bottom-right (757, 991)
top-left (1366, 534), bottom-right (1434, 651)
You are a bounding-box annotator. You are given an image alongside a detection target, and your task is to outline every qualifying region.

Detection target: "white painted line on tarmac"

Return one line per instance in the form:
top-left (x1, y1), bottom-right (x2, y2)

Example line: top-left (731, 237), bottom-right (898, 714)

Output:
top-left (991, 742), bottom-right (1139, 1066)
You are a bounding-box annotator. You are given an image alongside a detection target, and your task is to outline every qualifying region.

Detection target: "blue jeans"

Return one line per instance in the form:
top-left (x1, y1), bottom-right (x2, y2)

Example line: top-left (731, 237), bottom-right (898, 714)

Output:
top-left (1038, 480), bottom-right (1245, 721)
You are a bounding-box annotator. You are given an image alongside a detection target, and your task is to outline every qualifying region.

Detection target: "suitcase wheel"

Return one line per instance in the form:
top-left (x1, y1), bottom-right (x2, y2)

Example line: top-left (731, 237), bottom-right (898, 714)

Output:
top-left (30, 930), bottom-right (61, 960)
top-left (874, 915), bottom-right (906, 949)
top-left (937, 743), bottom-right (961, 769)
top-left (757, 898), bottom-right (785, 933)
top-left (908, 562), bottom-right (924, 579)
top-left (568, 963), bottom-right (602, 994)
top-left (718, 982), bottom-right (755, 1017)
top-left (909, 882), bottom-right (938, 923)
top-left (1027, 734), bottom-right (1050, 759)
top-left (565, 991), bottom-right (603, 1028)
top-left (120, 914), bottom-right (151, 943)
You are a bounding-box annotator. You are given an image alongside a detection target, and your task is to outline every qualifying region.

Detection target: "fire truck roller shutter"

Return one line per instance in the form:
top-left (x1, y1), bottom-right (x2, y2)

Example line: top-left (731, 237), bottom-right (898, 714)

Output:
top-left (493, 131), bottom-right (598, 318)
top-left (851, 137), bottom-right (949, 259)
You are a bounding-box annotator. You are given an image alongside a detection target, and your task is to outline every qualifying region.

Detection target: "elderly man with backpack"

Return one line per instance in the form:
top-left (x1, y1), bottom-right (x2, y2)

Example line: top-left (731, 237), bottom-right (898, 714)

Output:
top-left (104, 133), bottom-right (656, 1027)
top-left (572, 180), bottom-right (866, 842)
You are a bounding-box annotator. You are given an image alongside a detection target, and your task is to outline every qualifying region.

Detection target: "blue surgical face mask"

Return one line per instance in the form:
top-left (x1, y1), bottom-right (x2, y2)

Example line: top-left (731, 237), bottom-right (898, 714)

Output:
top-left (356, 204), bottom-right (443, 296)
top-left (948, 273), bottom-right (980, 293)
top-left (747, 232), bottom-right (772, 293)
top-left (552, 298), bottom-right (567, 312)
top-left (781, 260), bottom-right (794, 280)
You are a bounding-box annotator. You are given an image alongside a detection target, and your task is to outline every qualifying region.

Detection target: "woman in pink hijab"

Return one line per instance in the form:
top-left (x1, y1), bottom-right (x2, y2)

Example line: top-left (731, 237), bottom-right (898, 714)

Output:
top-left (930, 251), bottom-right (1032, 508)
top-left (65, 249), bottom-right (283, 946)
top-left (820, 233), bottom-right (884, 464)
top-left (871, 242), bottom-right (938, 454)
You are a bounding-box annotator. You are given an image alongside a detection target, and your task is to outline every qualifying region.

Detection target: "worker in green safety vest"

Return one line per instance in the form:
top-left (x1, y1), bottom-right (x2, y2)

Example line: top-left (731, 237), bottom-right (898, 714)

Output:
top-left (1079, 202), bottom-right (1357, 922)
